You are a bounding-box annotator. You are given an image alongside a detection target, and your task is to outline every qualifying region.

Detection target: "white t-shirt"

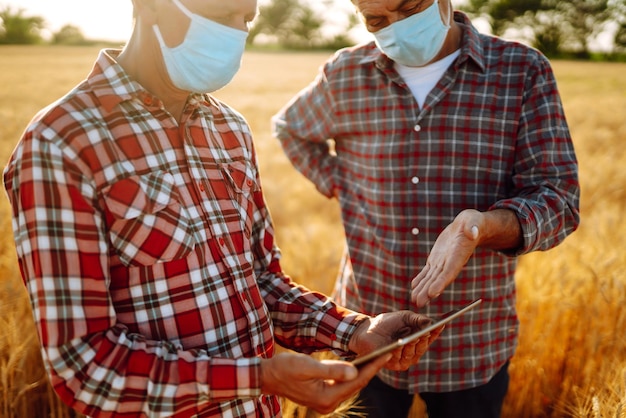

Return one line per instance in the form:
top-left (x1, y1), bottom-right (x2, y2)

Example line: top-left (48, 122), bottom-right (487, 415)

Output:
top-left (395, 49), bottom-right (461, 108)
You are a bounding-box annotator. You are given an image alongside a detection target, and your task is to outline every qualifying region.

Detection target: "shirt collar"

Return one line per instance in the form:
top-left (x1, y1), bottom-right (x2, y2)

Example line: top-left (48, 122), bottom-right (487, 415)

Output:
top-left (359, 11), bottom-right (485, 73)
top-left (84, 49), bottom-right (141, 113)
top-left (84, 49), bottom-right (208, 114)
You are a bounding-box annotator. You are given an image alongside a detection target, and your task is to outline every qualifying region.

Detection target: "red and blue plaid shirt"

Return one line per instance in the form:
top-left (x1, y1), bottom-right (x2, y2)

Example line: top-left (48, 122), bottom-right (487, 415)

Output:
top-left (273, 12), bottom-right (580, 393)
top-left (4, 49), bottom-right (367, 417)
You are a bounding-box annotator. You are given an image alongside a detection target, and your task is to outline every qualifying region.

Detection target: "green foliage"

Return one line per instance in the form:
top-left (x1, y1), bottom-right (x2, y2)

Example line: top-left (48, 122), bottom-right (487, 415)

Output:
top-left (533, 21), bottom-right (563, 58)
top-left (51, 24), bottom-right (86, 46)
top-left (0, 6), bottom-right (109, 47)
top-left (0, 6), bottom-right (45, 44)
top-left (614, 0), bottom-right (626, 53)
top-left (461, 0), bottom-right (624, 58)
top-left (555, 0), bottom-right (611, 58)
top-left (616, 23), bottom-right (626, 52)
top-left (249, 0), bottom-right (358, 50)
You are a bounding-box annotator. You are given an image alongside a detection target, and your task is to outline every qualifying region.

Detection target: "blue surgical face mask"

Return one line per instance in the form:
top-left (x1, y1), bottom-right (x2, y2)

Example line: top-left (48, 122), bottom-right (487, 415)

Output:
top-left (153, 0), bottom-right (248, 93)
top-left (373, 0), bottom-right (450, 67)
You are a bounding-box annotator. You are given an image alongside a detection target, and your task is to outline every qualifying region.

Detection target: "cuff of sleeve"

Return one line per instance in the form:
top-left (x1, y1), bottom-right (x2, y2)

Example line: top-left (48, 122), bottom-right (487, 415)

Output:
top-left (323, 306), bottom-right (370, 354)
top-left (489, 199), bottom-right (536, 256)
top-left (314, 154), bottom-right (337, 198)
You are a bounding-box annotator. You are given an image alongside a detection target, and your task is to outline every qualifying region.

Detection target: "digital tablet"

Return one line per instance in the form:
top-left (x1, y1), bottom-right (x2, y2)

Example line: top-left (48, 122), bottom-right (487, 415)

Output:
top-left (351, 299), bottom-right (482, 367)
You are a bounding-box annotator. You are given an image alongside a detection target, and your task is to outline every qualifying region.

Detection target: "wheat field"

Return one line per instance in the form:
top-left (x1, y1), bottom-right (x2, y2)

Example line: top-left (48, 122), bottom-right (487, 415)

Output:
top-left (0, 46), bottom-right (624, 418)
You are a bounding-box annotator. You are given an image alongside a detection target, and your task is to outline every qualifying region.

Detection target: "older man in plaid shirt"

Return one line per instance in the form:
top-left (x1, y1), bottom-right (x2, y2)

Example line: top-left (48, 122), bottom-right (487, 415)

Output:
top-left (273, 0), bottom-right (580, 417)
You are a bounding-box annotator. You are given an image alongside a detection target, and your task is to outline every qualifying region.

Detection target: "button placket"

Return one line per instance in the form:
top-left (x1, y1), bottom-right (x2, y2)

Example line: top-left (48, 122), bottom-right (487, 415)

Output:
top-left (410, 172), bottom-right (421, 236)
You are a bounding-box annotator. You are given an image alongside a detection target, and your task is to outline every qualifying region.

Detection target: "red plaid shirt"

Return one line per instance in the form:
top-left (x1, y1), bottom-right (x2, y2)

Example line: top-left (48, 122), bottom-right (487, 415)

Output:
top-left (4, 49), bottom-right (367, 417)
top-left (273, 12), bottom-right (580, 393)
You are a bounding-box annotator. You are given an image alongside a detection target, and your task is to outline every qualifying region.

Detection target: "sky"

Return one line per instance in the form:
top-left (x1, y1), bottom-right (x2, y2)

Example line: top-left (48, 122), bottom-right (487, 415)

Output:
top-left (3, 0), bottom-right (134, 42)
top-left (2, 0), bottom-right (376, 45)
top-left (2, 0), bottom-right (359, 43)
top-left (2, 0), bottom-right (614, 50)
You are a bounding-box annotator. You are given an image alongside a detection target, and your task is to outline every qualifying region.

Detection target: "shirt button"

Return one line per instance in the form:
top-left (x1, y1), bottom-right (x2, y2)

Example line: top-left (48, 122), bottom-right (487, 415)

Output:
top-left (411, 176), bottom-right (420, 184)
top-left (411, 228), bottom-right (420, 235)
top-left (143, 96), bottom-right (153, 106)
top-left (219, 237), bottom-right (225, 246)
top-left (199, 182), bottom-right (205, 192)
top-left (413, 124), bottom-right (421, 132)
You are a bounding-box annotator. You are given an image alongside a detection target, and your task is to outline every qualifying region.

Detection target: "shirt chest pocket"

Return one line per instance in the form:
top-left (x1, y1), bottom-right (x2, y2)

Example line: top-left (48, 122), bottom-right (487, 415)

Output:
top-left (220, 161), bottom-right (257, 197)
top-left (102, 171), bottom-right (196, 267)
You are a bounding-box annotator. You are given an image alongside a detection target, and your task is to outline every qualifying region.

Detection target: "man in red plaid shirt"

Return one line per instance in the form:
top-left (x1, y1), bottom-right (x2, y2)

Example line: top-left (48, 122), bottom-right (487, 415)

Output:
top-left (273, 0), bottom-right (580, 417)
top-left (3, 0), bottom-right (444, 417)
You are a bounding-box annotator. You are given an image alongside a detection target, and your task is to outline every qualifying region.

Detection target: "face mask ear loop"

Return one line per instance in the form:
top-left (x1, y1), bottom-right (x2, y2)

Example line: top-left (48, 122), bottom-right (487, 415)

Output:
top-left (152, 24), bottom-right (167, 46)
top-left (441, 0), bottom-right (452, 28)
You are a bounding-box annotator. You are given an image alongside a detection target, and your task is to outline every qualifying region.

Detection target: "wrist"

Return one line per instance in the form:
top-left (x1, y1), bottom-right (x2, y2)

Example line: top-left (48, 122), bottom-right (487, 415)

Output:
top-left (347, 316), bottom-right (372, 354)
top-left (477, 209), bottom-right (522, 251)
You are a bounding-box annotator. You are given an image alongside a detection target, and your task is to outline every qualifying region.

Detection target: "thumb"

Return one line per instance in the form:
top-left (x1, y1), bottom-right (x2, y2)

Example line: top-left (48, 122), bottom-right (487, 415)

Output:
top-left (400, 311), bottom-right (434, 329)
top-left (318, 359), bottom-right (358, 381)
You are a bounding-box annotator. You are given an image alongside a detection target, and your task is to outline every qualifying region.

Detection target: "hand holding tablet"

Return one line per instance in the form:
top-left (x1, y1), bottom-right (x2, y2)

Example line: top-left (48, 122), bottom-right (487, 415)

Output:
top-left (351, 299), bottom-right (482, 367)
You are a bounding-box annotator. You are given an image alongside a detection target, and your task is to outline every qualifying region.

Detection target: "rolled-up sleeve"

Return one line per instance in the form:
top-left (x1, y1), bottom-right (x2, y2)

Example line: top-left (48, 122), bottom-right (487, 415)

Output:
top-left (272, 67), bottom-right (338, 198)
top-left (491, 54), bottom-right (580, 256)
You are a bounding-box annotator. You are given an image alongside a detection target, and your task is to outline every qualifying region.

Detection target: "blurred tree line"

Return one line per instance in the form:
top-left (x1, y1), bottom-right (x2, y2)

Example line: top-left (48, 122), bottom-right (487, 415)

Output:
top-left (0, 6), bottom-right (92, 45)
top-left (1, 0), bottom-right (625, 58)
top-left (247, 0), bottom-right (360, 49)
top-left (461, 0), bottom-right (626, 58)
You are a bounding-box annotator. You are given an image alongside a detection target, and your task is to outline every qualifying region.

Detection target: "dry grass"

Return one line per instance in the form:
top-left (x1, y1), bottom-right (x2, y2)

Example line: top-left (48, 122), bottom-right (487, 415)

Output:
top-left (502, 60), bottom-right (626, 418)
top-left (0, 45), bottom-right (624, 417)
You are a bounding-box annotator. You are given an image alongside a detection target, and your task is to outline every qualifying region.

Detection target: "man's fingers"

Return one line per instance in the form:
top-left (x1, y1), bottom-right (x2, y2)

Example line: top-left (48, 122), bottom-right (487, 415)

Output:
top-left (411, 266), bottom-right (432, 304)
top-left (355, 353), bottom-right (393, 379)
top-left (429, 324), bottom-right (446, 343)
top-left (427, 276), bottom-right (447, 299)
top-left (383, 337), bottom-right (430, 371)
top-left (412, 270), bottom-right (440, 307)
